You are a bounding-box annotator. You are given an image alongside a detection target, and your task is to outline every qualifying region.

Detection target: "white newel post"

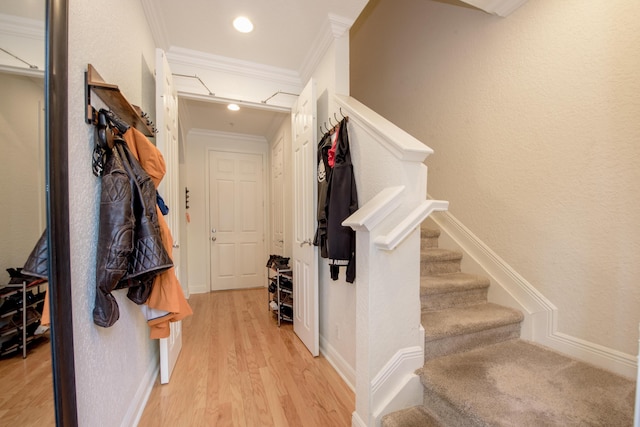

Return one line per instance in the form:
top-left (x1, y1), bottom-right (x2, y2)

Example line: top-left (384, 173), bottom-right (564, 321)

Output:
top-left (346, 206), bottom-right (425, 427)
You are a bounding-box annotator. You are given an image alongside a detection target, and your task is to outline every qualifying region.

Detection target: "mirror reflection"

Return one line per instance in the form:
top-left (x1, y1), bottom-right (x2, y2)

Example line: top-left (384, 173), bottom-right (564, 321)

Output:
top-left (0, 2), bottom-right (55, 425)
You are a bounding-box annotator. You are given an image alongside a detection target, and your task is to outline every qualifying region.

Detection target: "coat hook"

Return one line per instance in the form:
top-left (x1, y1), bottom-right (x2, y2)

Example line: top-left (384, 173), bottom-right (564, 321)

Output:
top-left (340, 107), bottom-right (345, 119)
top-left (334, 112), bottom-right (339, 123)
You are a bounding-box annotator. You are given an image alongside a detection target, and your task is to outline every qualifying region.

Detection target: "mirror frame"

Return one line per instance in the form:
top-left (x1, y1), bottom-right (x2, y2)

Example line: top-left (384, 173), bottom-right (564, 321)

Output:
top-left (46, 0), bottom-right (78, 425)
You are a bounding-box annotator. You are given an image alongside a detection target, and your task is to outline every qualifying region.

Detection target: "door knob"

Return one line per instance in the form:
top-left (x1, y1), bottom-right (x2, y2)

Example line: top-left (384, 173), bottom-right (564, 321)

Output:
top-left (211, 236), bottom-right (217, 242)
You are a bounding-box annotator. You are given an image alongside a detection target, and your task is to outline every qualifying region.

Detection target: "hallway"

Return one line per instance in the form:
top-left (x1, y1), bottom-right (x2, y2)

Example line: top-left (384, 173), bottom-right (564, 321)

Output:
top-left (138, 288), bottom-right (354, 426)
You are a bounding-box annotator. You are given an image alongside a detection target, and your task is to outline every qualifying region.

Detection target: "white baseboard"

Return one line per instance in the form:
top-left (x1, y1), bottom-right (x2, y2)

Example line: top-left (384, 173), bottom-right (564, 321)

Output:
top-left (188, 283), bottom-right (209, 294)
top-left (428, 208), bottom-right (637, 379)
top-left (122, 354), bottom-right (159, 427)
top-left (352, 411), bottom-right (367, 427)
top-left (320, 334), bottom-right (356, 391)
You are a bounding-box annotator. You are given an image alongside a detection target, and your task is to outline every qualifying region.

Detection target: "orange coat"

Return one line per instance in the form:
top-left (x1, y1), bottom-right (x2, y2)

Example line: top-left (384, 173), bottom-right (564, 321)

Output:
top-left (123, 127), bottom-right (192, 339)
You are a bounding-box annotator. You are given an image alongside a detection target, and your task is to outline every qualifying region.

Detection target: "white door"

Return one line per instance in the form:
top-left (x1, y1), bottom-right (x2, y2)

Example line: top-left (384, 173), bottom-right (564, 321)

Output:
top-left (155, 48), bottom-right (182, 384)
top-left (292, 79), bottom-right (319, 356)
top-left (271, 135), bottom-right (285, 254)
top-left (209, 150), bottom-right (265, 291)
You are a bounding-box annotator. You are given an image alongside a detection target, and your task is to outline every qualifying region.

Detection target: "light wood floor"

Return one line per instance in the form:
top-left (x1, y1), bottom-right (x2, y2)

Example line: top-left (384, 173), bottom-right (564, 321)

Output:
top-left (0, 288), bottom-right (354, 426)
top-left (0, 335), bottom-right (55, 426)
top-left (138, 288), bottom-right (355, 427)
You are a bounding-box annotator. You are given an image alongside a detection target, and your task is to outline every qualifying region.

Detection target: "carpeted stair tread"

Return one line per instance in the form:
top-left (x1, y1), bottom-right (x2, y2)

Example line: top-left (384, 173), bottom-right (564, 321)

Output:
top-left (418, 339), bottom-right (635, 426)
top-left (421, 248), bottom-right (462, 262)
top-left (421, 272), bottom-right (490, 295)
top-left (381, 406), bottom-right (442, 427)
top-left (422, 303), bottom-right (523, 341)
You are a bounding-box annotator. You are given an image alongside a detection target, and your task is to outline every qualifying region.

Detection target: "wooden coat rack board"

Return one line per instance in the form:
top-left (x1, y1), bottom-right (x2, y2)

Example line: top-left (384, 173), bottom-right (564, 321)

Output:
top-left (85, 64), bottom-right (154, 137)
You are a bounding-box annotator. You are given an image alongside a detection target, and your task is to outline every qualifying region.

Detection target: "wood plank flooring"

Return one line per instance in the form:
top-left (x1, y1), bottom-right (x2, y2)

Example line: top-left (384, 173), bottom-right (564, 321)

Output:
top-left (0, 336), bottom-right (55, 426)
top-left (0, 288), bottom-right (354, 426)
top-left (138, 288), bottom-right (355, 427)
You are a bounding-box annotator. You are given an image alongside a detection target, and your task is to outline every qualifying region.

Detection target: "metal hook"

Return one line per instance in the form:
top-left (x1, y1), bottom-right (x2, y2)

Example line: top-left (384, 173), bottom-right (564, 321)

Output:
top-left (329, 117), bottom-right (334, 127)
top-left (340, 107), bottom-right (346, 120)
top-left (334, 112), bottom-right (339, 123)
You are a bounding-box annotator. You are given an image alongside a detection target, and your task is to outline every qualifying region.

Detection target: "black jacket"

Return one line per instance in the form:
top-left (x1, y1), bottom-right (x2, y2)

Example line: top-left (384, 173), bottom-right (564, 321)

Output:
top-left (93, 138), bottom-right (173, 327)
top-left (315, 118), bottom-right (358, 283)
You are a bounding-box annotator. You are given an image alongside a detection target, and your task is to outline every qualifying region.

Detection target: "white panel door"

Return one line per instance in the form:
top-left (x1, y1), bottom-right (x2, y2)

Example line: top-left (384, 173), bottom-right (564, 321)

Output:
top-left (292, 79), bottom-right (319, 356)
top-left (155, 48), bottom-right (182, 384)
top-left (209, 150), bottom-right (265, 291)
top-left (271, 135), bottom-right (285, 254)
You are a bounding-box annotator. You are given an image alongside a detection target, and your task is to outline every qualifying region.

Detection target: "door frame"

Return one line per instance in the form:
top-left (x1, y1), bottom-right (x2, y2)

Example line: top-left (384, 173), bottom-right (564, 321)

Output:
top-left (204, 137), bottom-right (269, 292)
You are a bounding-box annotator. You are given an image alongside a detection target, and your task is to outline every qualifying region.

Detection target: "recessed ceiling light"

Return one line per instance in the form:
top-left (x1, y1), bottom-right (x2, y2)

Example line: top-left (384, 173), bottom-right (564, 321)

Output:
top-left (227, 103), bottom-right (240, 111)
top-left (233, 16), bottom-right (253, 33)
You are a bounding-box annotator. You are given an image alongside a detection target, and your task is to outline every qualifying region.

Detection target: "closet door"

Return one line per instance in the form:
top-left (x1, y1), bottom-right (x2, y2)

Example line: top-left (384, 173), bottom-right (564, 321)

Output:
top-left (156, 48), bottom-right (182, 384)
top-left (291, 78), bottom-right (319, 356)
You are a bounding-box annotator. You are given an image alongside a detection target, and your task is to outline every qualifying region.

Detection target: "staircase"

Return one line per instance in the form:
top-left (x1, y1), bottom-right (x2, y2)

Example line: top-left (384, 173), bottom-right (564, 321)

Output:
top-left (381, 227), bottom-right (636, 426)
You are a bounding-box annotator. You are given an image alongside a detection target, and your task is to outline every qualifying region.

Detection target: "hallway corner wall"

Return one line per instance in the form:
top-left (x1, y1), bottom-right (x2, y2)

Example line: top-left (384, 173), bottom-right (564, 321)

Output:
top-left (67, 0), bottom-right (159, 425)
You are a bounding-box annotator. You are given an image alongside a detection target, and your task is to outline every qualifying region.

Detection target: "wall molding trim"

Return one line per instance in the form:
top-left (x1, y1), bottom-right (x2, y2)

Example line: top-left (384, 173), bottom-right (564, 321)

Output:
top-left (460, 0), bottom-right (528, 17)
top-left (167, 46), bottom-right (302, 88)
top-left (299, 13), bottom-right (353, 84)
top-left (188, 128), bottom-right (268, 143)
top-left (428, 207), bottom-right (637, 379)
top-left (121, 354), bottom-right (159, 427)
top-left (370, 345), bottom-right (424, 424)
top-left (0, 13), bottom-right (45, 40)
top-left (320, 335), bottom-right (356, 391)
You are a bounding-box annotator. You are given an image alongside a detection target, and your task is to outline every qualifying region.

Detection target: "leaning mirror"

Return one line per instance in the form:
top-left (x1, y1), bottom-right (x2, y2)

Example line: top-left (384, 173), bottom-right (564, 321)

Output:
top-left (0, 1), bottom-right (54, 424)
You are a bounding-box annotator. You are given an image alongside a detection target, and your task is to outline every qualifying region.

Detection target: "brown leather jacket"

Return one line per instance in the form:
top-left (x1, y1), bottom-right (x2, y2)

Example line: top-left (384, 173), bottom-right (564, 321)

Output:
top-left (93, 137), bottom-right (173, 327)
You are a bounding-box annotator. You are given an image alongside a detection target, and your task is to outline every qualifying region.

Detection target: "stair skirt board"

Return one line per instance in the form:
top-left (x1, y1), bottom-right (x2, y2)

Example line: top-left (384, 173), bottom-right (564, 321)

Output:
top-left (427, 208), bottom-right (638, 379)
top-left (359, 345), bottom-right (426, 426)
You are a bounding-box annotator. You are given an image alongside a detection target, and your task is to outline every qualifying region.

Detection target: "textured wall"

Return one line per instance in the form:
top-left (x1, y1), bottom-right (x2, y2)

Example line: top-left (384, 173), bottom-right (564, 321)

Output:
top-left (0, 73), bottom-right (45, 281)
top-left (351, 0), bottom-right (640, 355)
top-left (68, 0), bottom-right (159, 425)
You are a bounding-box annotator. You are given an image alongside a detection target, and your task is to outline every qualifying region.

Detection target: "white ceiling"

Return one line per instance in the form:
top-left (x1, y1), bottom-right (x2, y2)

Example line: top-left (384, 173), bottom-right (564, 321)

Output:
top-left (4, 0), bottom-right (371, 138)
top-left (151, 0), bottom-right (368, 72)
top-left (147, 0), bottom-right (369, 138)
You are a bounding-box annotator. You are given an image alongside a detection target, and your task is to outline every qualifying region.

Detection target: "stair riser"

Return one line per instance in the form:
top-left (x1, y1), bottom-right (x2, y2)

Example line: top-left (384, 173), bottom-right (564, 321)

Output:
top-left (423, 389), bottom-right (478, 427)
top-left (421, 259), bottom-right (461, 275)
top-left (421, 289), bottom-right (488, 311)
top-left (424, 324), bottom-right (521, 362)
top-left (421, 236), bottom-right (439, 249)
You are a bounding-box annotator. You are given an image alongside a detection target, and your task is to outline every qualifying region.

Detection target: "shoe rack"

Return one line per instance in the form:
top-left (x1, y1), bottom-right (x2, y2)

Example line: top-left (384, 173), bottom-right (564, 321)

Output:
top-left (266, 256), bottom-right (293, 326)
top-left (0, 280), bottom-right (47, 358)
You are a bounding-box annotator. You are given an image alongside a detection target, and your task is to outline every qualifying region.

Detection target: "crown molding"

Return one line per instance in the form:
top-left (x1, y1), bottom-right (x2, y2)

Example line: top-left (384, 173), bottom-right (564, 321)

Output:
top-left (140, 0), bottom-right (170, 50)
top-left (0, 13), bottom-right (44, 40)
top-left (460, 0), bottom-right (528, 17)
top-left (167, 47), bottom-right (302, 88)
top-left (299, 13), bottom-right (354, 84)
top-left (188, 128), bottom-right (268, 144)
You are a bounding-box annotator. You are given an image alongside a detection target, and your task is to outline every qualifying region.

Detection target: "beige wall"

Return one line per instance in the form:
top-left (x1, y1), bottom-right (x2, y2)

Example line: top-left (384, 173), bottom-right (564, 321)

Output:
top-left (0, 73), bottom-right (45, 279)
top-left (350, 0), bottom-right (640, 355)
